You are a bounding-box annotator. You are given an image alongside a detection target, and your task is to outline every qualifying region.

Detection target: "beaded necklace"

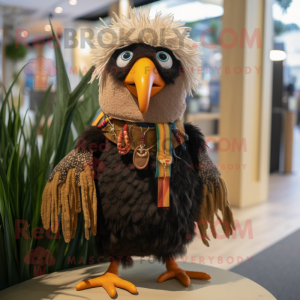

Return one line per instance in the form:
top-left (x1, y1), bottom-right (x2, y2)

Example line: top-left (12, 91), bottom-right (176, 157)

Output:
top-left (92, 110), bottom-right (189, 208)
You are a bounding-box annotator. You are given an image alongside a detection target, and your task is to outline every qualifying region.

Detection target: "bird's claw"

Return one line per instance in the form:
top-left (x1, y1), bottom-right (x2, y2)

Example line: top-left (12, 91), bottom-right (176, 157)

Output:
top-left (76, 272), bottom-right (137, 297)
top-left (157, 267), bottom-right (211, 286)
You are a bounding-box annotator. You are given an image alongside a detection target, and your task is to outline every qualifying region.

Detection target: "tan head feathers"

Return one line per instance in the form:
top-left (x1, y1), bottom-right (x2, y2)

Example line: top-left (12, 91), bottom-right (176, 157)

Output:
top-left (90, 7), bottom-right (202, 96)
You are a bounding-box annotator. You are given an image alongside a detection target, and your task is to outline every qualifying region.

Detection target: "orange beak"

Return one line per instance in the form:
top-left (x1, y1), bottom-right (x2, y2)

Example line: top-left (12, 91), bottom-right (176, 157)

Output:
top-left (123, 57), bottom-right (165, 114)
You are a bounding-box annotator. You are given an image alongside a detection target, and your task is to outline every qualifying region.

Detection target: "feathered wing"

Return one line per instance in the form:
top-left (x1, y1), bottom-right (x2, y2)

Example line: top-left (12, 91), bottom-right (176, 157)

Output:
top-left (197, 149), bottom-right (235, 246)
top-left (184, 123), bottom-right (235, 247)
top-left (41, 149), bottom-right (97, 243)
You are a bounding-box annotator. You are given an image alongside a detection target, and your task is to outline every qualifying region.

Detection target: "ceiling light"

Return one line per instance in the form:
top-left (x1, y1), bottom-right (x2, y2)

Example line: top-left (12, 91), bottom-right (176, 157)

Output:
top-left (21, 31), bottom-right (28, 38)
top-left (69, 0), bottom-right (77, 5)
top-left (270, 50), bottom-right (287, 61)
top-left (214, 52), bottom-right (222, 61)
top-left (55, 7), bottom-right (63, 13)
top-left (45, 25), bottom-right (51, 32)
top-left (149, 1), bottom-right (223, 22)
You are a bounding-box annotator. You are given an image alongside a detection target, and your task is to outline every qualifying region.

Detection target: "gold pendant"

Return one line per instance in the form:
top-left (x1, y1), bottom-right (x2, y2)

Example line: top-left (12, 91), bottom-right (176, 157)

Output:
top-left (133, 146), bottom-right (150, 170)
top-left (157, 154), bottom-right (173, 177)
top-left (157, 154), bottom-right (173, 166)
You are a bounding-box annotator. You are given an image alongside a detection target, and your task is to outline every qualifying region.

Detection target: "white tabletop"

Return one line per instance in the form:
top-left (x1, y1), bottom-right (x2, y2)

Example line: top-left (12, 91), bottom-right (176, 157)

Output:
top-left (0, 261), bottom-right (276, 300)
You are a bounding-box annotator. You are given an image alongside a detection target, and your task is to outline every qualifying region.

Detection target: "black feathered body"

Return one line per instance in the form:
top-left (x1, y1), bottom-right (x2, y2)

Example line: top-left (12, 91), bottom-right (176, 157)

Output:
top-left (79, 123), bottom-right (206, 263)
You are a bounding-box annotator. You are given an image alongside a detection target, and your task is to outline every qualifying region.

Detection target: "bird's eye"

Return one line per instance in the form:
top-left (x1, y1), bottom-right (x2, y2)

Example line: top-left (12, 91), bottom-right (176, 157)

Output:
top-left (116, 51), bottom-right (133, 67)
top-left (156, 51), bottom-right (173, 69)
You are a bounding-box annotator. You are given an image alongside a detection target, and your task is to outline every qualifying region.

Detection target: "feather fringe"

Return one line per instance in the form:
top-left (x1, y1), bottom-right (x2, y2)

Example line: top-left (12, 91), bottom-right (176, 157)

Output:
top-left (198, 176), bottom-right (235, 247)
top-left (90, 7), bottom-right (202, 96)
top-left (41, 168), bottom-right (97, 243)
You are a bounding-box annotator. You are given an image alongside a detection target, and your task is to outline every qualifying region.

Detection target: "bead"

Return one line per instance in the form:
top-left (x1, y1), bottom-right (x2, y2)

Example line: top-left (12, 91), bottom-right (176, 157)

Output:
top-left (118, 124), bottom-right (130, 155)
top-left (177, 128), bottom-right (189, 141)
top-left (97, 116), bottom-right (114, 129)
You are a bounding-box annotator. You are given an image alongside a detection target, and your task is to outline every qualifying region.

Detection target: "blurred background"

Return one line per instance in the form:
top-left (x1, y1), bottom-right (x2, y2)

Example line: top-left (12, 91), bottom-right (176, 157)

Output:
top-left (1, 0), bottom-right (300, 178)
top-left (0, 0), bottom-right (300, 299)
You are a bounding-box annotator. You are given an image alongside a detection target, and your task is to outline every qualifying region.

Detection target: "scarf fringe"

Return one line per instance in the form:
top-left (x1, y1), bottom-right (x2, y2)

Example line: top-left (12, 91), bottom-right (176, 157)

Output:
top-left (198, 176), bottom-right (235, 247)
top-left (41, 167), bottom-right (97, 243)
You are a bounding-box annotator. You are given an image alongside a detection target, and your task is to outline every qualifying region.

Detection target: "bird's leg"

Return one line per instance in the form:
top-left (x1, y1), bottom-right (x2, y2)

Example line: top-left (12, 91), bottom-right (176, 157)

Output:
top-left (157, 257), bottom-right (211, 286)
top-left (76, 258), bottom-right (137, 297)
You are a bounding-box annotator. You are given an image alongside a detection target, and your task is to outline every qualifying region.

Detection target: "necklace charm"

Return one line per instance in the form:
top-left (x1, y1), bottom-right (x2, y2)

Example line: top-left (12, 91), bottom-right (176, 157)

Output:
top-left (117, 124), bottom-right (130, 155)
top-left (133, 127), bottom-right (151, 169)
top-left (157, 153), bottom-right (173, 177)
top-left (133, 146), bottom-right (150, 170)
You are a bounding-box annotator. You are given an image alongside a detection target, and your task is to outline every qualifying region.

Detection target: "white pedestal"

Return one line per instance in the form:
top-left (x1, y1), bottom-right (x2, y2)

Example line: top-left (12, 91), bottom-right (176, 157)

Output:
top-left (0, 261), bottom-right (275, 299)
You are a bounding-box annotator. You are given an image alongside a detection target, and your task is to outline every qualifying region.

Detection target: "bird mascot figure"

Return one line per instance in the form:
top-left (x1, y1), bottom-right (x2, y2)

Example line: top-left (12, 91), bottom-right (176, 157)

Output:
top-left (41, 8), bottom-right (235, 297)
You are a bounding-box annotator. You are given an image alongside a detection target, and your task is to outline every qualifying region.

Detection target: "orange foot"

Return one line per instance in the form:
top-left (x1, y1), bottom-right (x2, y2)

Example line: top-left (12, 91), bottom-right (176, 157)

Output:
top-left (157, 258), bottom-right (211, 287)
top-left (76, 259), bottom-right (137, 297)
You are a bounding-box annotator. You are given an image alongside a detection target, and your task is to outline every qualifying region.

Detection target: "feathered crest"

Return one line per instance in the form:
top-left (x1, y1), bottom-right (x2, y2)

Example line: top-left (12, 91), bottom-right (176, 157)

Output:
top-left (90, 7), bottom-right (202, 95)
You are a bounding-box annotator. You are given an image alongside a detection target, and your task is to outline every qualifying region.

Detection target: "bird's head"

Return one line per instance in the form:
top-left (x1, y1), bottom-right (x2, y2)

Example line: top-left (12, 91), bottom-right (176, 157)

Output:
top-left (90, 8), bottom-right (202, 123)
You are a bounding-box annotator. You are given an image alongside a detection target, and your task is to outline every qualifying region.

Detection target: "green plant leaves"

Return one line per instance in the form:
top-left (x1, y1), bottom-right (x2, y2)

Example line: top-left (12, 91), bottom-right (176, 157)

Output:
top-left (0, 22), bottom-right (98, 291)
